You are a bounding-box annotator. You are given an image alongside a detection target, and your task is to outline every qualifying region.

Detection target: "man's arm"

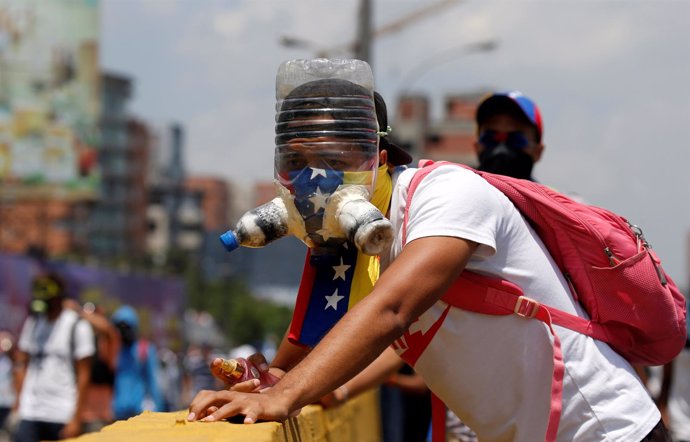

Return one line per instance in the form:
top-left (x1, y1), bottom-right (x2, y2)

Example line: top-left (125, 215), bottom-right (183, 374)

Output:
top-left (61, 356), bottom-right (91, 438)
top-left (12, 350), bottom-right (28, 411)
top-left (189, 235), bottom-right (477, 423)
top-left (320, 346), bottom-right (405, 408)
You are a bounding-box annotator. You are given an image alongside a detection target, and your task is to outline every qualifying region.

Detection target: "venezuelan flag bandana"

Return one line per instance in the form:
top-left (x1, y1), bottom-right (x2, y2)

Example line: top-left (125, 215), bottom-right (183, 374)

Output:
top-left (288, 164), bottom-right (392, 347)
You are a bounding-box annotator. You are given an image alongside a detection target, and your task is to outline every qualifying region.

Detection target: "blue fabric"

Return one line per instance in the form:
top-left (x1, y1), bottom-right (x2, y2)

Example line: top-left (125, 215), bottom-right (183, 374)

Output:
top-left (112, 341), bottom-right (164, 420)
top-left (111, 306), bottom-right (139, 330)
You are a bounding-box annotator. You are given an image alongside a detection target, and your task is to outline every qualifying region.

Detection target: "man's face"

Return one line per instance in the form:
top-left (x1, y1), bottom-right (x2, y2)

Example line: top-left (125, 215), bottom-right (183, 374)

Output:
top-left (474, 113), bottom-right (543, 163)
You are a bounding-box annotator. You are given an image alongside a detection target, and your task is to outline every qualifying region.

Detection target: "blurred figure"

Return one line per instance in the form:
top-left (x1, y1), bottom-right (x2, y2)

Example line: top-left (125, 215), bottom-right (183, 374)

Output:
top-left (13, 272), bottom-right (95, 442)
top-left (62, 301), bottom-right (119, 433)
top-left (474, 90), bottom-right (544, 181)
top-left (0, 331), bottom-right (16, 440)
top-left (111, 306), bottom-right (164, 420)
top-left (182, 343), bottom-right (222, 405)
top-left (158, 347), bottom-right (182, 412)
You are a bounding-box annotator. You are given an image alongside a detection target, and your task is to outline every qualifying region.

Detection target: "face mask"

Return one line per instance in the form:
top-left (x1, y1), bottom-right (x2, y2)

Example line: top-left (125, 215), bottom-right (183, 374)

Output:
top-left (478, 144), bottom-right (535, 180)
top-left (276, 163), bottom-right (392, 256)
top-left (115, 321), bottom-right (137, 346)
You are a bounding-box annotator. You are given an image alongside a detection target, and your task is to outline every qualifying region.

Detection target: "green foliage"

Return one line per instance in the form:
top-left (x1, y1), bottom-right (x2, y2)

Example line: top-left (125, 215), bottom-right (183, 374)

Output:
top-left (184, 264), bottom-right (293, 348)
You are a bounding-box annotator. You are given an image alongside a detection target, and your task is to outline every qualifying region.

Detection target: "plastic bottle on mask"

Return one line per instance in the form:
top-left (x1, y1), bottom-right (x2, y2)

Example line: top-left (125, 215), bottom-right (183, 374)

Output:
top-left (219, 197), bottom-right (290, 252)
top-left (324, 185), bottom-right (393, 256)
top-left (218, 357), bottom-right (280, 389)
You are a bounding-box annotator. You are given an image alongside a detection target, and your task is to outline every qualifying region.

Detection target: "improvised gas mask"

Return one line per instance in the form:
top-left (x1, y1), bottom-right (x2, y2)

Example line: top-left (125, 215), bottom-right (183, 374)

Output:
top-left (220, 59), bottom-right (393, 258)
top-left (29, 275), bottom-right (63, 316)
top-left (477, 130), bottom-right (535, 180)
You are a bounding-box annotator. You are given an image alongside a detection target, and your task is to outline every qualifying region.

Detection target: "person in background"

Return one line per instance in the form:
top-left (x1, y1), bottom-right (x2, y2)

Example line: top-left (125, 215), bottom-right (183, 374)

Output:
top-left (182, 343), bottom-right (222, 405)
top-left (62, 301), bottom-right (120, 433)
top-left (111, 306), bottom-right (164, 420)
top-left (13, 272), bottom-right (94, 442)
top-left (474, 90), bottom-right (544, 181)
top-left (0, 331), bottom-right (16, 440)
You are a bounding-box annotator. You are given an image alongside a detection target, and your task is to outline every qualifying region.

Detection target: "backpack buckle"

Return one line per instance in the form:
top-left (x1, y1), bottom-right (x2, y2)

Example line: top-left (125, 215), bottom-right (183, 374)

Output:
top-left (514, 296), bottom-right (539, 318)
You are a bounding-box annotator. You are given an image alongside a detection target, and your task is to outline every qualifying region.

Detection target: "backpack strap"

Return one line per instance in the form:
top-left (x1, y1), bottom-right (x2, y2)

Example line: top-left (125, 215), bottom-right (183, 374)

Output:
top-left (406, 161), bottom-right (564, 442)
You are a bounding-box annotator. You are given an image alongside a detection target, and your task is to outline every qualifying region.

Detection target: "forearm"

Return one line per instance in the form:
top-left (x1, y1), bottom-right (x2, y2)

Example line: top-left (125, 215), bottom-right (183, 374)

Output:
top-left (72, 358), bottom-right (91, 422)
top-left (272, 294), bottom-right (408, 412)
top-left (341, 346), bottom-right (405, 399)
top-left (270, 325), bottom-right (310, 372)
top-left (13, 352), bottom-right (28, 408)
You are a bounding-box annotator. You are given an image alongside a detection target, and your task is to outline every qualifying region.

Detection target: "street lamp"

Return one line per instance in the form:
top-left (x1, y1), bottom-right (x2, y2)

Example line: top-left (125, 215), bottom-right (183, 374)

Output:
top-left (397, 39), bottom-right (499, 96)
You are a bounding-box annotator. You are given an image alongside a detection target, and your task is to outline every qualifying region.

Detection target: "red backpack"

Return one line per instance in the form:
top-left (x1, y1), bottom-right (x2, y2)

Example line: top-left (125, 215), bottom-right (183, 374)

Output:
top-left (405, 160), bottom-right (687, 442)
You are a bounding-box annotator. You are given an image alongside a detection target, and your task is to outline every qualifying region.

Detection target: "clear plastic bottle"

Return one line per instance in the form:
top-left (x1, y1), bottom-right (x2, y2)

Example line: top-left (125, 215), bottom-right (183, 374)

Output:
top-left (219, 197), bottom-right (289, 252)
top-left (219, 357), bottom-right (280, 389)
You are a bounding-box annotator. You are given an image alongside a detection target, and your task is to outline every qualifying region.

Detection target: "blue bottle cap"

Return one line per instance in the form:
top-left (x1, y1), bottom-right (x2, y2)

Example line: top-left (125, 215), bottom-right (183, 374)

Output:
top-left (219, 230), bottom-right (240, 252)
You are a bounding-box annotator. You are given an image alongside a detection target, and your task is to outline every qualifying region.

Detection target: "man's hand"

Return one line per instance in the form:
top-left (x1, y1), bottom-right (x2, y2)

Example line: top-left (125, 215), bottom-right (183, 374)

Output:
top-left (210, 353), bottom-right (285, 391)
top-left (60, 418), bottom-right (81, 439)
top-left (186, 389), bottom-right (292, 424)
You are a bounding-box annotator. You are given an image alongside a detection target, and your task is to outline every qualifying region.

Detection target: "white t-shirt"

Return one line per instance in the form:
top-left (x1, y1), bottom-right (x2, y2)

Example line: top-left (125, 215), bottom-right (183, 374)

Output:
top-left (387, 166), bottom-right (659, 442)
top-left (18, 308), bottom-right (95, 423)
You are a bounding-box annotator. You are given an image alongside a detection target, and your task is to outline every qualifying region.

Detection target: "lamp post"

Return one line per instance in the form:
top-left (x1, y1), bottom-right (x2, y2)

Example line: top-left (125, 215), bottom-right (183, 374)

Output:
top-left (397, 39), bottom-right (499, 97)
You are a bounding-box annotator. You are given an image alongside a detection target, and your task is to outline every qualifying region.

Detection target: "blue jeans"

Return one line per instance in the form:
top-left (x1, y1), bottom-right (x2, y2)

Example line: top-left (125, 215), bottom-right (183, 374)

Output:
top-left (13, 420), bottom-right (64, 442)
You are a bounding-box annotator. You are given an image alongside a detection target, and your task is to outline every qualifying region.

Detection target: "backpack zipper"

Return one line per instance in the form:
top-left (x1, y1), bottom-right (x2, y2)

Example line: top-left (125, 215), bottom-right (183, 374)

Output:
top-left (629, 223), bottom-right (668, 285)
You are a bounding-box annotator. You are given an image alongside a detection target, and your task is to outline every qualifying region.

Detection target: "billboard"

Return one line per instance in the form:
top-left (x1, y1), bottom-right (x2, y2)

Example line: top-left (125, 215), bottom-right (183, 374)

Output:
top-left (0, 0), bottom-right (100, 200)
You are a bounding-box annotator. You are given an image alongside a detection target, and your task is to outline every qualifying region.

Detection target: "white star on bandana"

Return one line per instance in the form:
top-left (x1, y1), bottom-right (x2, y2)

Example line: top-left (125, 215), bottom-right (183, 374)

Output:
top-left (310, 168), bottom-right (328, 180)
top-left (309, 187), bottom-right (328, 212)
top-left (332, 258), bottom-right (351, 281)
top-left (325, 289), bottom-right (345, 310)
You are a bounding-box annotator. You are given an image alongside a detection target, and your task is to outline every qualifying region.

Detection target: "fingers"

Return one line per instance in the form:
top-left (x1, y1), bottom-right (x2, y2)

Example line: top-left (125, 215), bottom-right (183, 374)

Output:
top-left (230, 378), bottom-right (261, 392)
top-left (210, 358), bottom-right (237, 388)
top-left (187, 389), bottom-right (291, 424)
top-left (188, 389), bottom-right (232, 421)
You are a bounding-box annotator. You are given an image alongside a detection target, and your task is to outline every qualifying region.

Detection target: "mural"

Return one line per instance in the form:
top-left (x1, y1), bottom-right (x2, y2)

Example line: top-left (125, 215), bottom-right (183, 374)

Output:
top-left (0, 0), bottom-right (100, 200)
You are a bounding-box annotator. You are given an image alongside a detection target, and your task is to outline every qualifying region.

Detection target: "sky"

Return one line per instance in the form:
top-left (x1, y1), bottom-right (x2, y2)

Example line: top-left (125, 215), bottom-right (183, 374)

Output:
top-left (100, 0), bottom-right (690, 286)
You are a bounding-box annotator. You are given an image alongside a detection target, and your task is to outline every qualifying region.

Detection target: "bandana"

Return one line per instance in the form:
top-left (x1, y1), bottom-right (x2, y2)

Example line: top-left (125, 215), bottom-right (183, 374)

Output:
top-left (288, 164), bottom-right (392, 347)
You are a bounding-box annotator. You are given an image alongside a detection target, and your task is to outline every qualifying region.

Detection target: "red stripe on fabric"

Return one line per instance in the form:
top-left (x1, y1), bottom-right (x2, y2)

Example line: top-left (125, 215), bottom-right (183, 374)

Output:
top-left (431, 393), bottom-right (447, 442)
top-left (287, 250), bottom-right (316, 346)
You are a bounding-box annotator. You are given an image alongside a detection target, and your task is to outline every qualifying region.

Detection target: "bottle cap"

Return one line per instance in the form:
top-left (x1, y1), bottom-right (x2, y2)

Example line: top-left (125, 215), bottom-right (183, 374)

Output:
top-left (219, 230), bottom-right (240, 252)
top-left (219, 358), bottom-right (244, 379)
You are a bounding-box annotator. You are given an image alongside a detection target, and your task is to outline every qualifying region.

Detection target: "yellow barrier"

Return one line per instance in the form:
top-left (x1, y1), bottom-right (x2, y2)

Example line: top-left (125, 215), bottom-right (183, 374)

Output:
top-left (65, 389), bottom-right (381, 442)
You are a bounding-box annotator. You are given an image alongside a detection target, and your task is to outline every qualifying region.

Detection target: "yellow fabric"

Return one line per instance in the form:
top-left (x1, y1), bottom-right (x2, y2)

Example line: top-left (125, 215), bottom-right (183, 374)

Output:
top-left (347, 164), bottom-right (391, 308)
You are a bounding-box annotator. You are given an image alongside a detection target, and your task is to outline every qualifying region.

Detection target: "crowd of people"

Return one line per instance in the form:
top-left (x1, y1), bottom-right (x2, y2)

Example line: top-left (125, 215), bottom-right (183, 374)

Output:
top-left (0, 271), bottom-right (255, 442)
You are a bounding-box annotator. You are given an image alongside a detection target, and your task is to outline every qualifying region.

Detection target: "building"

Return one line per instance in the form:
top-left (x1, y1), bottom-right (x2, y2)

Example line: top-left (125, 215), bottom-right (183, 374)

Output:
top-left (89, 73), bottom-right (151, 261)
top-left (393, 89), bottom-right (490, 165)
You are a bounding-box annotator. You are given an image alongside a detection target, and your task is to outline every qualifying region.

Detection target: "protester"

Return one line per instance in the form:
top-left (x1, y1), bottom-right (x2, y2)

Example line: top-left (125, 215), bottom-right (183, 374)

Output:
top-left (111, 305), bottom-right (165, 420)
top-left (0, 331), bottom-right (16, 439)
top-left (62, 301), bottom-right (119, 433)
top-left (652, 299), bottom-right (690, 441)
top-left (473, 90), bottom-right (544, 180)
top-left (182, 343), bottom-right (222, 405)
top-left (188, 62), bottom-right (668, 442)
top-left (13, 272), bottom-right (95, 442)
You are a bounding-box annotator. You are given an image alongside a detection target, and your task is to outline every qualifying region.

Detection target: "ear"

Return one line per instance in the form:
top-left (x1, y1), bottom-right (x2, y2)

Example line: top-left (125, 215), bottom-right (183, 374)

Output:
top-left (532, 143), bottom-right (545, 163)
top-left (473, 140), bottom-right (483, 157)
top-left (379, 149), bottom-right (388, 166)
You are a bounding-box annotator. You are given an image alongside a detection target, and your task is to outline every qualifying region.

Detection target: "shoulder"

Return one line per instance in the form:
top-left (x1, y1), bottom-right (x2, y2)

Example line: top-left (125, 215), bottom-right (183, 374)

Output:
top-left (401, 165), bottom-right (504, 211)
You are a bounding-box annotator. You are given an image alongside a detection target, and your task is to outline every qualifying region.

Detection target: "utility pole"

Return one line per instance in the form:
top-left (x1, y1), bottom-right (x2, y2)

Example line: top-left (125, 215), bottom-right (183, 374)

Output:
top-left (355, 0), bottom-right (372, 63)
